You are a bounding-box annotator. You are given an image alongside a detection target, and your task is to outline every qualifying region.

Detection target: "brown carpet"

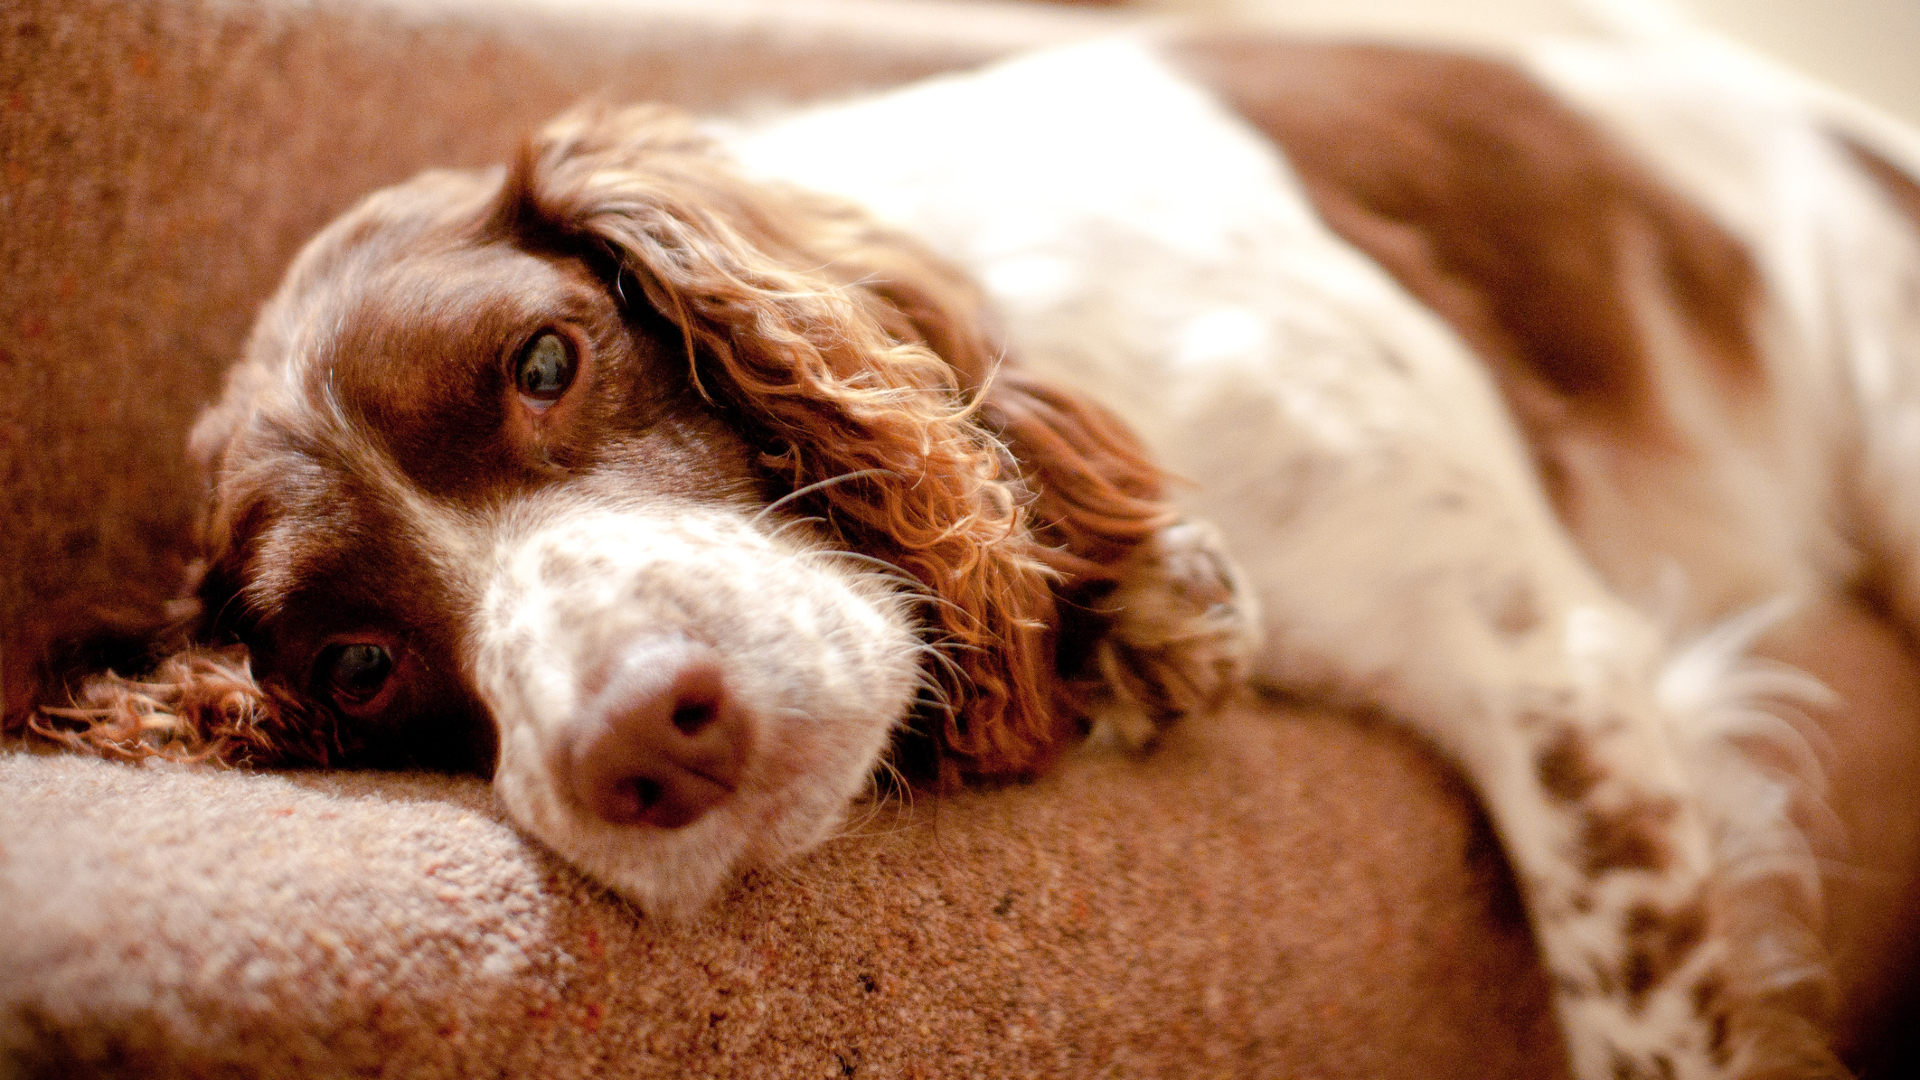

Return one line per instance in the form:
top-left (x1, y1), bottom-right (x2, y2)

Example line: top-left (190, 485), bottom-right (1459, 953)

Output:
top-left (1, 704), bottom-right (1563, 1078)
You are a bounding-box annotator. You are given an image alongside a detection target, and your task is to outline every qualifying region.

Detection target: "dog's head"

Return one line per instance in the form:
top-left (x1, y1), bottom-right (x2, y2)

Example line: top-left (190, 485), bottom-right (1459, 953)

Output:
top-left (44, 105), bottom-right (1244, 917)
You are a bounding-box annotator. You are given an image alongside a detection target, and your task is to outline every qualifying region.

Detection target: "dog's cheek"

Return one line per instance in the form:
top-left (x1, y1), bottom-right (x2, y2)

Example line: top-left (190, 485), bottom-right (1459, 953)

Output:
top-left (734, 591), bottom-right (922, 859)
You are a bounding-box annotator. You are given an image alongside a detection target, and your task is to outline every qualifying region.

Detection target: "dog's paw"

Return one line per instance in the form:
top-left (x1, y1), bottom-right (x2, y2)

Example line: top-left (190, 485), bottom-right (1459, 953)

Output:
top-left (1086, 517), bottom-right (1261, 751)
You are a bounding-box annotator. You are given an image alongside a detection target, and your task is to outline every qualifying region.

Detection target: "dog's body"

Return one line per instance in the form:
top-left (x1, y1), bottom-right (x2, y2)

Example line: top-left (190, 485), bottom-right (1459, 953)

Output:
top-left (723, 38), bottom-right (1920, 1077)
top-left (39, 31), bottom-right (1920, 1080)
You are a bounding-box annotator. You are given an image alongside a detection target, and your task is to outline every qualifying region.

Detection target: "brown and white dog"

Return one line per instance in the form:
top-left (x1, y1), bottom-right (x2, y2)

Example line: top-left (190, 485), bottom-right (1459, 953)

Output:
top-left (36, 28), bottom-right (1920, 1080)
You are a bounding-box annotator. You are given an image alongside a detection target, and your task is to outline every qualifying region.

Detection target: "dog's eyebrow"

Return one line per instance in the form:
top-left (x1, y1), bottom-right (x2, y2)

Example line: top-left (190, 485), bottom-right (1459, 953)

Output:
top-left (240, 378), bottom-right (493, 621)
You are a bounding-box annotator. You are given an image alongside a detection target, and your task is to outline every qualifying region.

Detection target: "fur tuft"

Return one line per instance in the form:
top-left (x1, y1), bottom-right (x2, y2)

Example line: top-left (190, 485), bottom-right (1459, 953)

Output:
top-left (1658, 598), bottom-right (1847, 1077)
top-left (31, 647), bottom-right (344, 768)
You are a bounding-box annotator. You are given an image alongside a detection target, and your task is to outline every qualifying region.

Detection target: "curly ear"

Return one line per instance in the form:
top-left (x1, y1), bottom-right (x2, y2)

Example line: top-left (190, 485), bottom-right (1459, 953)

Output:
top-left (980, 374), bottom-right (1261, 751)
top-left (4, 588), bottom-right (191, 749)
top-left (30, 643), bottom-right (347, 767)
top-left (807, 214), bottom-right (1249, 770)
top-left (25, 540), bottom-right (350, 768)
top-left (506, 105), bottom-right (1254, 779)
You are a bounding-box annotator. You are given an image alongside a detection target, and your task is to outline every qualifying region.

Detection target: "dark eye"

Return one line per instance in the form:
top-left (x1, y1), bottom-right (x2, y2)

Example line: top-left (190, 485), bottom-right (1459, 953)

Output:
top-left (318, 642), bottom-right (394, 710)
top-left (515, 331), bottom-right (576, 404)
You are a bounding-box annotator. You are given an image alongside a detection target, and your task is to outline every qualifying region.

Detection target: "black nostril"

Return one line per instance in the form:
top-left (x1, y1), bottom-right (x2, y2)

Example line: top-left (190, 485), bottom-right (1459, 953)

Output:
top-left (631, 777), bottom-right (664, 811)
top-left (671, 701), bottom-right (716, 734)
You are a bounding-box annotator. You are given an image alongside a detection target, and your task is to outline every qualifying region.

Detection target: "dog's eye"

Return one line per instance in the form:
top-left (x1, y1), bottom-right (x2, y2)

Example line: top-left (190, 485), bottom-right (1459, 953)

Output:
top-left (515, 331), bottom-right (576, 404)
top-left (318, 642), bottom-right (394, 709)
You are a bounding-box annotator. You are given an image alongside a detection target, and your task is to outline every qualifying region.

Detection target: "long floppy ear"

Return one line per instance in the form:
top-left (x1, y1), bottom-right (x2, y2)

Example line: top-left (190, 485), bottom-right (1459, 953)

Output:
top-left (21, 564), bottom-right (346, 767)
top-left (843, 259), bottom-right (1257, 743)
top-left (977, 375), bottom-right (1258, 746)
top-left (28, 637), bottom-right (344, 767)
top-left (22, 556), bottom-right (346, 773)
top-left (21, 372), bottom-right (349, 768)
top-left (507, 105), bottom-right (1255, 779)
top-left (775, 162), bottom-right (1263, 756)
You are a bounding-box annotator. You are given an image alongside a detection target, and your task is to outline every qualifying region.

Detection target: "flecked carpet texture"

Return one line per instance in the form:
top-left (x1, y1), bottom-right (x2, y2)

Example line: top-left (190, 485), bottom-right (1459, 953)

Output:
top-left (1, 707), bottom-right (1561, 1079)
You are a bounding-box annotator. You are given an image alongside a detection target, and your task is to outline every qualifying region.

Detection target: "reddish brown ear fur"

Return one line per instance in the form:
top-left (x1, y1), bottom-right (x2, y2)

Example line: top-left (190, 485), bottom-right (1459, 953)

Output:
top-left (29, 644), bottom-right (347, 767)
top-left (17, 542), bottom-right (348, 768)
top-left (511, 104), bottom-right (1178, 781)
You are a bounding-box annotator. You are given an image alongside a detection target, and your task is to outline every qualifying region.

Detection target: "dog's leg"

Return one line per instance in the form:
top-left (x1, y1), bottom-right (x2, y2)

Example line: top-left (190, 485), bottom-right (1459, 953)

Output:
top-left (1215, 448), bottom-right (1726, 1077)
top-left (1110, 308), bottom-right (1822, 1077)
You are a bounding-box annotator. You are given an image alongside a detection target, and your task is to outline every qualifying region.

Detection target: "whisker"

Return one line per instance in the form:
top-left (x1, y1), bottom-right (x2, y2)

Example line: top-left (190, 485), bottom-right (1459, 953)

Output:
top-left (833, 761), bottom-right (920, 839)
top-left (841, 787), bottom-right (901, 836)
top-left (755, 858), bottom-right (831, 906)
top-left (828, 549), bottom-right (916, 579)
top-left (827, 555), bottom-right (976, 628)
top-left (767, 514), bottom-right (829, 543)
top-left (911, 642), bottom-right (968, 701)
top-left (753, 468), bottom-right (902, 525)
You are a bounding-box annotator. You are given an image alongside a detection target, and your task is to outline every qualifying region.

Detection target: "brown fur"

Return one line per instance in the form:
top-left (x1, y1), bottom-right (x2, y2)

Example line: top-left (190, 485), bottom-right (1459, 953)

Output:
top-left (1843, 137), bottom-right (1920, 234)
top-left (1172, 37), bottom-right (1767, 509)
top-left (30, 644), bottom-right (348, 766)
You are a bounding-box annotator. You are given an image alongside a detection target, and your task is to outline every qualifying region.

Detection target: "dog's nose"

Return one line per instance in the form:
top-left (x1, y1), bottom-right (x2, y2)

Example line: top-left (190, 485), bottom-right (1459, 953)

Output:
top-left (563, 639), bottom-right (750, 829)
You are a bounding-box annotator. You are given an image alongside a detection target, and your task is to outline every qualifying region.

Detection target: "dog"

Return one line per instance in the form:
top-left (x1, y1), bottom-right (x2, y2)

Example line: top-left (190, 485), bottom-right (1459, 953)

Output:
top-left (32, 28), bottom-right (1920, 1080)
